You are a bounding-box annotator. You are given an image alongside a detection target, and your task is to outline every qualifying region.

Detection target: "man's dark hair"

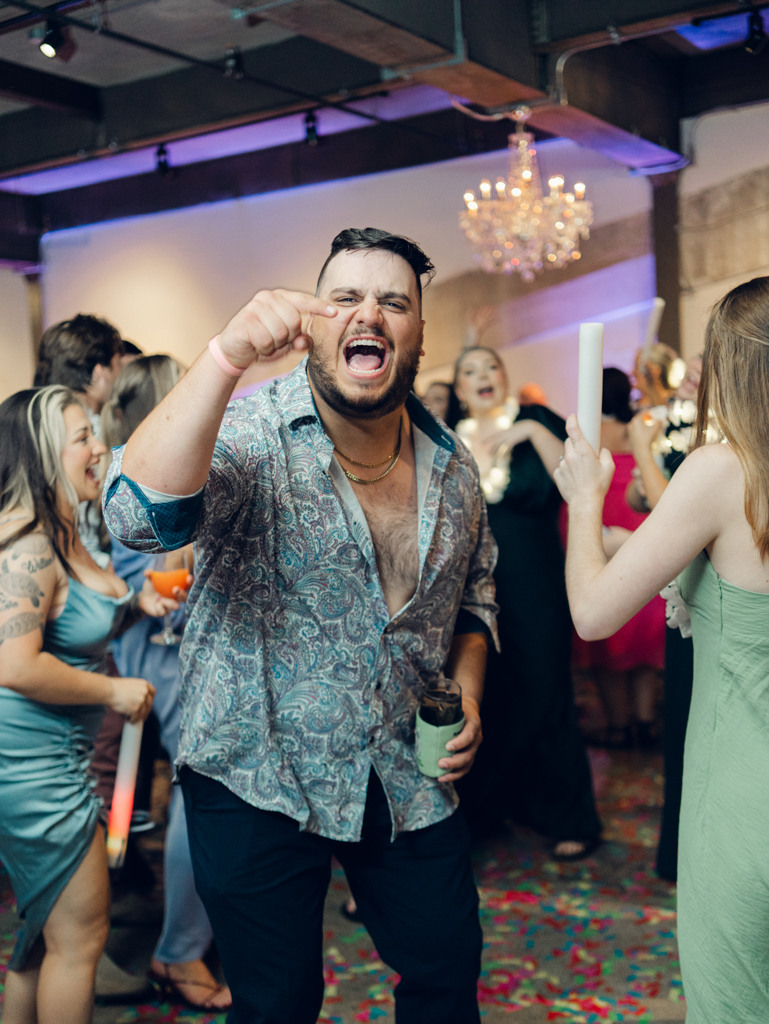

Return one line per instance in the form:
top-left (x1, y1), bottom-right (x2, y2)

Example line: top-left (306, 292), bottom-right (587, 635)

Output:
top-left (316, 228), bottom-right (436, 309)
top-left (34, 314), bottom-right (124, 391)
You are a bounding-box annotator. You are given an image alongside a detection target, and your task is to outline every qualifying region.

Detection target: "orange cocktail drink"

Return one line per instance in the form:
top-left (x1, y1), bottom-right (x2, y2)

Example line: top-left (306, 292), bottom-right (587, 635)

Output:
top-left (149, 569), bottom-right (190, 599)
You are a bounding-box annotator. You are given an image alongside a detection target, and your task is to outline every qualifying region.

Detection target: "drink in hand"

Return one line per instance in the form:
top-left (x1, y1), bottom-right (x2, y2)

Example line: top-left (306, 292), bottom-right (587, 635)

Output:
top-left (149, 569), bottom-right (190, 600)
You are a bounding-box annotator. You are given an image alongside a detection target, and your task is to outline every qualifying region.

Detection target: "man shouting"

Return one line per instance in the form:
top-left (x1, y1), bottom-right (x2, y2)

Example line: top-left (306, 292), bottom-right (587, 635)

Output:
top-left (104, 228), bottom-right (498, 1023)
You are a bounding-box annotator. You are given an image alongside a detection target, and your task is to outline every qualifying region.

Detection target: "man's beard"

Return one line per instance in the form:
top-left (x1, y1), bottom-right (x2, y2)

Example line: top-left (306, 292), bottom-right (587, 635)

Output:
top-left (307, 332), bottom-right (421, 421)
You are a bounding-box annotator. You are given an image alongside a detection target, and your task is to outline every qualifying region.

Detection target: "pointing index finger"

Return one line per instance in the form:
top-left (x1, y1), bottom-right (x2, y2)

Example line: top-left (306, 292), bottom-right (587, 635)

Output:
top-left (279, 290), bottom-right (338, 318)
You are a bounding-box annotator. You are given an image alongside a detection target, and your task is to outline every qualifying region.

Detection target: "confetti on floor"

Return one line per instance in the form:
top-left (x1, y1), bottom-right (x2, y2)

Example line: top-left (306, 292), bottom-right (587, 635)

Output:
top-left (0, 749), bottom-right (684, 1023)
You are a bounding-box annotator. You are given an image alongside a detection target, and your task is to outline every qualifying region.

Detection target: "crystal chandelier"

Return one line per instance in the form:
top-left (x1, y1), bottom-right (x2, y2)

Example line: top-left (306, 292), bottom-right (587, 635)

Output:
top-left (459, 107), bottom-right (593, 282)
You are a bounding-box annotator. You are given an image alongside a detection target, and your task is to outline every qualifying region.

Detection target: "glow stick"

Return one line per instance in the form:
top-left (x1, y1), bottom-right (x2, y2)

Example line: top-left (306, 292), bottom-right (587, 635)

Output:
top-left (106, 720), bottom-right (143, 869)
top-left (578, 323), bottom-right (604, 454)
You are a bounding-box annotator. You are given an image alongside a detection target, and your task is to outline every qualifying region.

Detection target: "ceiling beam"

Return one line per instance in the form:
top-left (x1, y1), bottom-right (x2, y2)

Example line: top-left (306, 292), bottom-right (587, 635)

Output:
top-left (256, 0), bottom-right (684, 169)
top-left (0, 57), bottom-right (101, 119)
top-left (38, 107), bottom-right (539, 232)
top-left (0, 191), bottom-right (41, 265)
top-left (528, 0), bottom-right (747, 51)
top-left (682, 42), bottom-right (769, 115)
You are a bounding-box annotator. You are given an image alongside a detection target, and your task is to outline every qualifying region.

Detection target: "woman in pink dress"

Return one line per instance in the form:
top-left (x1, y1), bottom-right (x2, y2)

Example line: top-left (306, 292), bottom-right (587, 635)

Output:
top-left (573, 368), bottom-right (666, 748)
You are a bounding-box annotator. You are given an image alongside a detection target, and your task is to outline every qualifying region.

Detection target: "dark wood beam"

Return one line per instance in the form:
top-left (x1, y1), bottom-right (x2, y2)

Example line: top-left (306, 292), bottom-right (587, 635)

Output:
top-left (38, 108), bottom-right (542, 232)
top-left (0, 36), bottom-right (388, 177)
top-left (0, 192), bottom-right (42, 266)
top-left (651, 172), bottom-right (681, 352)
top-left (529, 0), bottom-right (746, 51)
top-left (0, 57), bottom-right (101, 119)
top-left (682, 43), bottom-right (769, 115)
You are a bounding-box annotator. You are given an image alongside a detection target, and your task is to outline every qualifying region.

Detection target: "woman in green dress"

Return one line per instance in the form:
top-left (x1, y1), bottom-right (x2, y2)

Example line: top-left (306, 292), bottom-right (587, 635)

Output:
top-left (452, 346), bottom-right (601, 858)
top-left (555, 277), bottom-right (769, 1021)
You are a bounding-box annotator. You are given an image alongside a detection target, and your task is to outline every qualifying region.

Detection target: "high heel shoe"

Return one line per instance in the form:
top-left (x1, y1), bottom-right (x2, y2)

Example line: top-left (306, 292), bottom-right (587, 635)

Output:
top-left (148, 962), bottom-right (232, 1011)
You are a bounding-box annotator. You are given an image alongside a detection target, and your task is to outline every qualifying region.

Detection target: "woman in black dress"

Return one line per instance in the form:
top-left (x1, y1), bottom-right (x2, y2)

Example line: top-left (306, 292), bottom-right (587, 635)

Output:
top-left (453, 347), bottom-right (601, 858)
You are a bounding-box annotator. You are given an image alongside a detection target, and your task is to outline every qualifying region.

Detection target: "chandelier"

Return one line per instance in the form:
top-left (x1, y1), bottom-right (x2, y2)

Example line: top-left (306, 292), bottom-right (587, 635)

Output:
top-left (459, 107), bottom-right (593, 282)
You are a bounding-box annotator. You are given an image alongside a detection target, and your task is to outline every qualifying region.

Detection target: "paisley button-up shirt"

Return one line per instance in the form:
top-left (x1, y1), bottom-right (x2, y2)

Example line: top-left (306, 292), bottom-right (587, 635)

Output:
top-left (103, 360), bottom-right (498, 841)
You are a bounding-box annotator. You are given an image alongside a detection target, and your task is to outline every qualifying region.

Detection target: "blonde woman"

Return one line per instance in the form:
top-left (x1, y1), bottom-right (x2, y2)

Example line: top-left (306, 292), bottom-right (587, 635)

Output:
top-left (0, 387), bottom-right (176, 1024)
top-left (555, 277), bottom-right (769, 1022)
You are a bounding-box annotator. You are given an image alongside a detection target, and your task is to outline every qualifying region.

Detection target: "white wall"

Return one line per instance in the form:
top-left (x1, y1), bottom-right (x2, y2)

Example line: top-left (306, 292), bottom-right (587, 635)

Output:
top-left (679, 100), bottom-right (769, 359)
top-left (40, 138), bottom-right (650, 382)
top-left (0, 268), bottom-right (34, 403)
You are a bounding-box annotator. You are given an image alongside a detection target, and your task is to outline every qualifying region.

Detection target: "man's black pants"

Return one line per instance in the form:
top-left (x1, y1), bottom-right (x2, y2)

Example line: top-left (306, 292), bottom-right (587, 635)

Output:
top-left (181, 767), bottom-right (482, 1024)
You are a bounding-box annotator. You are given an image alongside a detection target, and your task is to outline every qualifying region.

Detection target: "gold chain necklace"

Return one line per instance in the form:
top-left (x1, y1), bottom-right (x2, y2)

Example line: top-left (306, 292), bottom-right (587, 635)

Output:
top-left (335, 417), bottom-right (403, 485)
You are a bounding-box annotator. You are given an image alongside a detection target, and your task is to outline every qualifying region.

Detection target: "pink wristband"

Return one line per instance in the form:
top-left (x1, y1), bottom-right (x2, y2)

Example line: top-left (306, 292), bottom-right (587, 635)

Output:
top-left (208, 335), bottom-right (247, 378)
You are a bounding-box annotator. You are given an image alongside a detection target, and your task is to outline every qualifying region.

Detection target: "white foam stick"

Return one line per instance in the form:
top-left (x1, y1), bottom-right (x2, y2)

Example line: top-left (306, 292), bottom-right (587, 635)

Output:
top-left (642, 297), bottom-right (666, 355)
top-left (578, 323), bottom-right (604, 454)
top-left (106, 720), bottom-right (143, 869)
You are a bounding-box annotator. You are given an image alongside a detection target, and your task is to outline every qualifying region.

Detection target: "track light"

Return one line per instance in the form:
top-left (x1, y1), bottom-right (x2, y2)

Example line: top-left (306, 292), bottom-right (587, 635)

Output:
top-left (304, 111), bottom-right (318, 146)
top-left (156, 144), bottom-right (171, 177)
top-left (39, 19), bottom-right (64, 58)
top-left (224, 46), bottom-right (244, 80)
top-left (746, 10), bottom-right (768, 54)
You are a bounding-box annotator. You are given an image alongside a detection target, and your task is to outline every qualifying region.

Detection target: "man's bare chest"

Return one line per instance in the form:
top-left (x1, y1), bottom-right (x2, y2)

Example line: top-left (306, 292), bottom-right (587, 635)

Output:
top-left (355, 483), bottom-right (419, 596)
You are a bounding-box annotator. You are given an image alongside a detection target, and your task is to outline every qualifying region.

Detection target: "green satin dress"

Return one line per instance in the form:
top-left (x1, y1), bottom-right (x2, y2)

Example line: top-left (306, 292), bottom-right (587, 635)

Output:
top-left (677, 552), bottom-right (769, 1020)
top-left (0, 575), bottom-right (131, 970)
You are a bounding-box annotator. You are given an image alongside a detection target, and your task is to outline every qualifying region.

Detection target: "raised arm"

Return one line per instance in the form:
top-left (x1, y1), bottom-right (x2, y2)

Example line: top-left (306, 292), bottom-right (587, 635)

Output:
top-left (0, 534), bottom-right (154, 721)
top-left (627, 412), bottom-right (669, 510)
top-left (554, 416), bottom-right (728, 641)
top-left (120, 290), bottom-right (338, 494)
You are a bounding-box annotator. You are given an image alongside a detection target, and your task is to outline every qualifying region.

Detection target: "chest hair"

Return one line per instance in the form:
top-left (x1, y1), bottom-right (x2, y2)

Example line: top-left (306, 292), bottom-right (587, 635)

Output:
top-left (355, 479), bottom-right (419, 598)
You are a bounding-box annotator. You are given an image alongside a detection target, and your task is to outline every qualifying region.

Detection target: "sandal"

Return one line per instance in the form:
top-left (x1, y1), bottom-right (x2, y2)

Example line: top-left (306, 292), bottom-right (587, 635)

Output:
top-left (148, 964), bottom-right (232, 1011)
top-left (551, 837), bottom-right (601, 862)
top-left (339, 899), bottom-right (363, 923)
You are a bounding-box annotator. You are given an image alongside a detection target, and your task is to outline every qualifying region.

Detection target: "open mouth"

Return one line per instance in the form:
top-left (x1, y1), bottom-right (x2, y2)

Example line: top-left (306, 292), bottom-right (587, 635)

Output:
top-left (477, 386), bottom-right (494, 398)
top-left (343, 337), bottom-right (390, 378)
top-left (85, 465), bottom-right (99, 483)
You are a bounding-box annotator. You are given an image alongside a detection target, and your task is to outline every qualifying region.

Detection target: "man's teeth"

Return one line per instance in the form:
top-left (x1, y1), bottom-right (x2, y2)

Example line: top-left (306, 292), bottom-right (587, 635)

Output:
top-left (346, 339), bottom-right (385, 351)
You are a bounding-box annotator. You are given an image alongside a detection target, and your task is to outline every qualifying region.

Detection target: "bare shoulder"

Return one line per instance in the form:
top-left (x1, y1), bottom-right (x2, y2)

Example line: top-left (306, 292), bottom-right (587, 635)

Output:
top-left (676, 443), bottom-right (742, 486)
top-left (0, 529), bottom-right (59, 608)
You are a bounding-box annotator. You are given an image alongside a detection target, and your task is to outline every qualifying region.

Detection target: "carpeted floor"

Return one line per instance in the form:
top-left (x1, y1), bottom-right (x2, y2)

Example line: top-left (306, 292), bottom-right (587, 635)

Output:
top-left (0, 744), bottom-right (685, 1023)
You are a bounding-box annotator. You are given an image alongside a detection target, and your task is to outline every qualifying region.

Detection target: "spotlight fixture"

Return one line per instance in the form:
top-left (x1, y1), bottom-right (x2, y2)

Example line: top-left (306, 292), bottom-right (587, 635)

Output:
top-left (304, 111), bottom-right (318, 146)
top-left (156, 144), bottom-right (171, 177)
top-left (39, 19), bottom-right (65, 58)
top-left (745, 10), bottom-right (768, 54)
top-left (224, 46), bottom-right (244, 80)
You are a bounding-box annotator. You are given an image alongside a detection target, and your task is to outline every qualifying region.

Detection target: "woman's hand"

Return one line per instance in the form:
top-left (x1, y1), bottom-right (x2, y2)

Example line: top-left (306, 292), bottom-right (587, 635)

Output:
top-left (628, 411), bottom-right (662, 455)
top-left (484, 420), bottom-right (533, 454)
top-left (139, 570), bottom-right (193, 618)
top-left (109, 677), bottom-right (156, 723)
top-left (554, 414), bottom-right (615, 504)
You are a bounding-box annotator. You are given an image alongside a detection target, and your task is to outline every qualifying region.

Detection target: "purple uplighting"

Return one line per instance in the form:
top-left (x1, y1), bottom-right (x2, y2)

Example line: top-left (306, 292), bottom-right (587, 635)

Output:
top-left (0, 85), bottom-right (455, 196)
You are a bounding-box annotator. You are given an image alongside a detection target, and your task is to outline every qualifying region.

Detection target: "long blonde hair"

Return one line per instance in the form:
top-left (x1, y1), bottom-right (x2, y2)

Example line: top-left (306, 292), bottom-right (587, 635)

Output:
top-left (694, 276), bottom-right (769, 558)
top-left (0, 386), bottom-right (82, 574)
top-left (101, 355), bottom-right (182, 451)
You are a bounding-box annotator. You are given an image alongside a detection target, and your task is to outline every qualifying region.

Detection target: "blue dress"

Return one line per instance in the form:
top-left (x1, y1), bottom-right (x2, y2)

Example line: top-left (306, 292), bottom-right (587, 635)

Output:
top-left (0, 575), bottom-right (132, 970)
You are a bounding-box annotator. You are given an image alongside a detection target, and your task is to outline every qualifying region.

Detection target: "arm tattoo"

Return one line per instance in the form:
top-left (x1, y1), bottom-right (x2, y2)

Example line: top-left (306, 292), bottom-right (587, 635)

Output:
top-left (18, 556), bottom-right (54, 573)
top-left (10, 535), bottom-right (51, 557)
top-left (0, 594), bottom-right (18, 613)
top-left (0, 612), bottom-right (44, 647)
top-left (0, 560), bottom-right (44, 608)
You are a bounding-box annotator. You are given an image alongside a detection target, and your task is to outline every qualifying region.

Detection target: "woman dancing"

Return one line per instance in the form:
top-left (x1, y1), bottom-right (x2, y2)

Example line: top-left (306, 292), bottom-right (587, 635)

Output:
top-left (556, 277), bottom-right (769, 1021)
top-left (453, 346), bottom-right (600, 858)
top-left (0, 386), bottom-right (174, 1024)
